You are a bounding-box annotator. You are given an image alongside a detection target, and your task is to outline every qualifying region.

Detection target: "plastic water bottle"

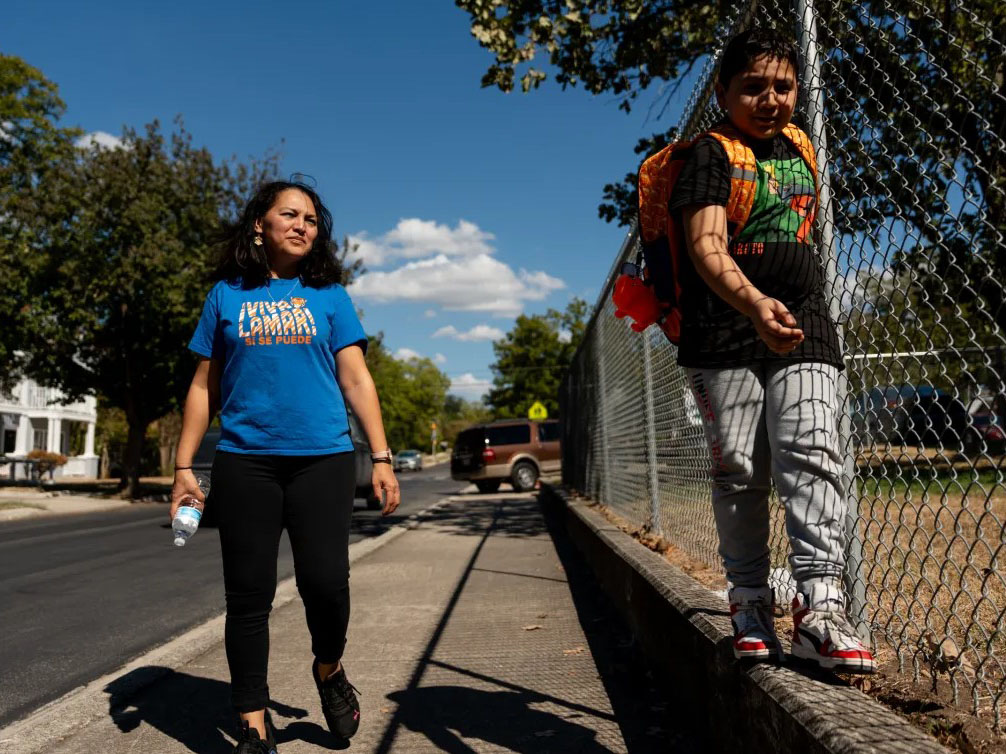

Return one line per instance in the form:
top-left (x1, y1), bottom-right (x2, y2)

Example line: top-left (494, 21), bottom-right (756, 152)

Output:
top-left (172, 474), bottom-right (210, 547)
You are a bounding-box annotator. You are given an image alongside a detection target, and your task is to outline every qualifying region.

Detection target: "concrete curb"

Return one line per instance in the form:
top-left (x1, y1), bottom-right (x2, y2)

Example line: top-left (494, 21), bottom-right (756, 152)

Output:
top-left (0, 498), bottom-right (450, 754)
top-left (0, 493), bottom-right (137, 522)
top-left (540, 484), bottom-right (951, 754)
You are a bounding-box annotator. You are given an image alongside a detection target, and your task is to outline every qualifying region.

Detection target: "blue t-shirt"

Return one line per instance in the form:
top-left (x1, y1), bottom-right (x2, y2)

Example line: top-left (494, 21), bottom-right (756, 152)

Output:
top-left (188, 278), bottom-right (367, 455)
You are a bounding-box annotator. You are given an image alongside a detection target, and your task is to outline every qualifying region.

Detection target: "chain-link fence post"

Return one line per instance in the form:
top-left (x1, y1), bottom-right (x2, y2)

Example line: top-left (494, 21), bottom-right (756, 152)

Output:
top-left (642, 328), bottom-right (661, 531)
top-left (595, 325), bottom-right (613, 506)
top-left (794, 0), bottom-right (867, 638)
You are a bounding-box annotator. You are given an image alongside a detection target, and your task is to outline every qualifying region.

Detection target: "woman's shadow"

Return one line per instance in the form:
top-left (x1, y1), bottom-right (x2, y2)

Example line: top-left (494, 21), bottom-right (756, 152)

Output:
top-left (104, 666), bottom-right (347, 752)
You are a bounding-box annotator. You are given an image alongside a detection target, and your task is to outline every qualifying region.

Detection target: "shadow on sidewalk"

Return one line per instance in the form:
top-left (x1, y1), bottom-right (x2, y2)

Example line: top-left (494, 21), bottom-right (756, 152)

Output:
top-left (540, 499), bottom-right (702, 752)
top-left (410, 497), bottom-right (550, 540)
top-left (373, 498), bottom-right (696, 753)
top-left (386, 685), bottom-right (612, 753)
top-left (104, 667), bottom-right (330, 753)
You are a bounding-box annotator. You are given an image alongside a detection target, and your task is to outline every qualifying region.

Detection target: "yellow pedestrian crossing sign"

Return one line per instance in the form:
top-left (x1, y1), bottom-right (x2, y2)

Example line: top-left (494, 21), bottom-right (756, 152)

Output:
top-left (528, 401), bottom-right (548, 420)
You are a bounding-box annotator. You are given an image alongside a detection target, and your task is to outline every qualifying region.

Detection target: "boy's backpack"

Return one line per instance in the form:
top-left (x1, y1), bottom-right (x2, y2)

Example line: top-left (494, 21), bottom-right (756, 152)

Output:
top-left (612, 122), bottom-right (818, 344)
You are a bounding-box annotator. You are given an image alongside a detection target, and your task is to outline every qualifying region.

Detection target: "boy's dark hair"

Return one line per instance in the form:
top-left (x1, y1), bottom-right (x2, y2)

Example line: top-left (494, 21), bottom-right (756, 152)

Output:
top-left (718, 27), bottom-right (799, 88)
top-left (213, 180), bottom-right (343, 289)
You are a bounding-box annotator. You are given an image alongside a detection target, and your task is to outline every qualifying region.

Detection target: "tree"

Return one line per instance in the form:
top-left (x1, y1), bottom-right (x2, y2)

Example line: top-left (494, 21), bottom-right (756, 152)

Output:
top-left (0, 55), bottom-right (80, 390)
top-left (365, 334), bottom-right (452, 450)
top-left (486, 297), bottom-right (589, 418)
top-left (18, 120), bottom-right (277, 498)
top-left (457, 0), bottom-right (1006, 337)
top-left (442, 395), bottom-right (493, 446)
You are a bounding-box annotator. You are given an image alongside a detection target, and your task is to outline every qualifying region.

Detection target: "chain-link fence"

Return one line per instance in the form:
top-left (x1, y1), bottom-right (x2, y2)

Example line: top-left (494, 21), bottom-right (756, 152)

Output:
top-left (561, 0), bottom-right (1006, 727)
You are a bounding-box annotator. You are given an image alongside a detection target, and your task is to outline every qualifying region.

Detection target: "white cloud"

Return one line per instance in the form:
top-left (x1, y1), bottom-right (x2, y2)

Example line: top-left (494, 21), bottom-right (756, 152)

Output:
top-left (348, 219), bottom-right (494, 266)
top-left (424, 309), bottom-right (437, 318)
top-left (557, 329), bottom-right (572, 344)
top-left (449, 373), bottom-right (491, 400)
top-left (434, 353), bottom-right (447, 364)
top-left (75, 131), bottom-right (124, 150)
top-left (394, 347), bottom-right (422, 361)
top-left (348, 253), bottom-right (565, 317)
top-left (432, 324), bottom-right (505, 342)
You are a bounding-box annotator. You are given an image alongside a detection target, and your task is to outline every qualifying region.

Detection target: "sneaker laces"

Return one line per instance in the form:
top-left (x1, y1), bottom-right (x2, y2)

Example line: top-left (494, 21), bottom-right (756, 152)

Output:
top-left (321, 671), bottom-right (361, 711)
top-left (800, 608), bottom-right (863, 651)
top-left (734, 600), bottom-right (785, 660)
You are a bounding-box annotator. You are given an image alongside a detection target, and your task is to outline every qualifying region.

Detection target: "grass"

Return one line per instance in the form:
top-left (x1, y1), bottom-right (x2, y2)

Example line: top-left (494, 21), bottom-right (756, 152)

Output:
top-left (858, 467), bottom-right (1003, 498)
top-left (655, 452), bottom-right (1006, 721)
top-left (825, 459), bottom-right (1005, 720)
top-left (0, 501), bottom-right (46, 511)
top-left (604, 444), bottom-right (1006, 724)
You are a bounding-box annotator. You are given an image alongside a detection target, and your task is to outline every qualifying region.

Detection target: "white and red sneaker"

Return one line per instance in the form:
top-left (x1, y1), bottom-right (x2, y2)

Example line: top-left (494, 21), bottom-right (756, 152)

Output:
top-left (729, 586), bottom-right (782, 661)
top-left (791, 583), bottom-right (876, 673)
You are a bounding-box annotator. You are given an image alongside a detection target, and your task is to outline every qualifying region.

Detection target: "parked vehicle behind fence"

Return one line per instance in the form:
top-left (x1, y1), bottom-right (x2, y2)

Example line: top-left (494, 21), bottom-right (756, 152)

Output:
top-left (850, 385), bottom-right (1005, 457)
top-left (451, 419), bottom-right (560, 493)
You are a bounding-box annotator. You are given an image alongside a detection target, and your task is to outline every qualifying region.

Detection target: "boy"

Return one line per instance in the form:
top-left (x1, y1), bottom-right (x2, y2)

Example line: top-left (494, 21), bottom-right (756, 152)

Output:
top-left (670, 27), bottom-right (875, 672)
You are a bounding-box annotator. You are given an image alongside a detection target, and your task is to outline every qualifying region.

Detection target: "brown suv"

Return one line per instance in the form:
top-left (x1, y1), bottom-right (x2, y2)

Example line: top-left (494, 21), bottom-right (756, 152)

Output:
top-left (451, 419), bottom-right (561, 493)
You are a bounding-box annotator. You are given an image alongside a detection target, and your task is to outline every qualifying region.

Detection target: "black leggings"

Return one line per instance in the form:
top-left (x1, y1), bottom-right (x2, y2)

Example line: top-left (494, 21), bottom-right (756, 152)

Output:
top-left (212, 450), bottom-right (356, 712)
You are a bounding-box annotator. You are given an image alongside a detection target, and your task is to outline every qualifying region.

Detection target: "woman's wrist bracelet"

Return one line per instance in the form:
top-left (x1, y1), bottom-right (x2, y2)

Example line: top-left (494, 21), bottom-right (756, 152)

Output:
top-left (372, 457), bottom-right (392, 465)
top-left (371, 449), bottom-right (392, 461)
top-left (174, 465), bottom-right (193, 471)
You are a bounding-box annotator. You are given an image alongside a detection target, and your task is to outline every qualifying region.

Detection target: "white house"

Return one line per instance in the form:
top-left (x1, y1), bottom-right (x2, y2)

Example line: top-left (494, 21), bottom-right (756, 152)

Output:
top-left (0, 378), bottom-right (98, 479)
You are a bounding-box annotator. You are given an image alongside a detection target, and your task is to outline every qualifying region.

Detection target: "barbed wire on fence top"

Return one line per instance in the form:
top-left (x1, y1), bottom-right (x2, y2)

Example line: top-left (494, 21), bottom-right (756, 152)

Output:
top-left (562, 0), bottom-right (1006, 729)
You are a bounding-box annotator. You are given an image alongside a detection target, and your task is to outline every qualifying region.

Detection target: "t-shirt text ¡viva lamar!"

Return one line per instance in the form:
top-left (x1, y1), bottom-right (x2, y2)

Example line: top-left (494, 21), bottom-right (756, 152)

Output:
top-left (189, 278), bottom-right (367, 455)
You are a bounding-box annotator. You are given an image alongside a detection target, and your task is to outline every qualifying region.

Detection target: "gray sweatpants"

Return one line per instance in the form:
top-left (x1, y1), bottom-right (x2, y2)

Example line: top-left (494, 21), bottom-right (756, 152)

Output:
top-left (687, 361), bottom-right (846, 593)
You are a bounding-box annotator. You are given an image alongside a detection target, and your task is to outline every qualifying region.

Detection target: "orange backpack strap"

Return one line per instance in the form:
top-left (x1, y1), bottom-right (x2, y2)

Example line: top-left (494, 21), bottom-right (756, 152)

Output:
top-left (781, 123), bottom-right (819, 187)
top-left (707, 125), bottom-right (759, 237)
top-left (782, 123), bottom-right (821, 239)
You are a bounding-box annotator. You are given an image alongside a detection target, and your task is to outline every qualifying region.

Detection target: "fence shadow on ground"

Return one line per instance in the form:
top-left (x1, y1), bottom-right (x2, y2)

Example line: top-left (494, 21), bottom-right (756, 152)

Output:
top-left (416, 496), bottom-right (556, 540)
top-left (372, 496), bottom-right (698, 753)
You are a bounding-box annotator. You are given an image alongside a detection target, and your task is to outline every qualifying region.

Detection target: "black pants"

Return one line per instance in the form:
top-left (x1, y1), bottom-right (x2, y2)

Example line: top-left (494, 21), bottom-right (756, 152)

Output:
top-left (212, 450), bottom-right (356, 712)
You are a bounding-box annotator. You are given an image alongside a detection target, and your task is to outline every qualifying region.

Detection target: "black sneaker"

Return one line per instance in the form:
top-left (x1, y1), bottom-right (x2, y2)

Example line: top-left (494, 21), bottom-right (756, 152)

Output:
top-left (233, 719), bottom-right (278, 754)
top-left (312, 659), bottom-right (361, 739)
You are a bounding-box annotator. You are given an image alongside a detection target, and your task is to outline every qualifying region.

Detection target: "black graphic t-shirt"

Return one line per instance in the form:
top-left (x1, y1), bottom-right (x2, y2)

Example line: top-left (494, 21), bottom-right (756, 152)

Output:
top-left (668, 128), bottom-right (842, 369)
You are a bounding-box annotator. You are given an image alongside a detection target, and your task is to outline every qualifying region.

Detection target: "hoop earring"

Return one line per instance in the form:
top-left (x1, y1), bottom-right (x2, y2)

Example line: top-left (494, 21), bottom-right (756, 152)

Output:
top-left (253, 235), bottom-right (263, 247)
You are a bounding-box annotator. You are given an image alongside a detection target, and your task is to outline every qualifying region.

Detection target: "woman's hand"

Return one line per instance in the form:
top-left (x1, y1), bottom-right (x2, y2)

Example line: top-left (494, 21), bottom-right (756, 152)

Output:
top-left (170, 469), bottom-right (205, 520)
top-left (372, 463), bottom-right (401, 516)
top-left (747, 297), bottom-right (804, 354)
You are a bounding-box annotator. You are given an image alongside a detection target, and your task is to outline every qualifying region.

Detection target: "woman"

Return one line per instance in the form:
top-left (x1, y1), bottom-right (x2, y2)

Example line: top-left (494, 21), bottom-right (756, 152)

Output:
top-left (172, 180), bottom-right (400, 753)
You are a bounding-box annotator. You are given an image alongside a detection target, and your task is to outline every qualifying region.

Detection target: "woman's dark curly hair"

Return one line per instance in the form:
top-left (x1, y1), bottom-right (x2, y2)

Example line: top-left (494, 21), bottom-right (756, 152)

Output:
top-left (213, 180), bottom-right (344, 288)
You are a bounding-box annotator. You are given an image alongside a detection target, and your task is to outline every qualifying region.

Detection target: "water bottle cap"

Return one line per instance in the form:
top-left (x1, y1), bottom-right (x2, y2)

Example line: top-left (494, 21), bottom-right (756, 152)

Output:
top-left (174, 536), bottom-right (187, 547)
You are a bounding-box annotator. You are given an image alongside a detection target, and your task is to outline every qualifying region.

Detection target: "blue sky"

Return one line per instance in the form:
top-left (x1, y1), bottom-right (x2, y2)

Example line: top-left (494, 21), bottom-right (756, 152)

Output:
top-left (4, 1), bottom-right (686, 400)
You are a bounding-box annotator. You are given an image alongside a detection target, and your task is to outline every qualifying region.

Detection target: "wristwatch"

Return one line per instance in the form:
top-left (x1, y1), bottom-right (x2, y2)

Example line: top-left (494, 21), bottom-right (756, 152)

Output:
top-left (371, 449), bottom-right (393, 464)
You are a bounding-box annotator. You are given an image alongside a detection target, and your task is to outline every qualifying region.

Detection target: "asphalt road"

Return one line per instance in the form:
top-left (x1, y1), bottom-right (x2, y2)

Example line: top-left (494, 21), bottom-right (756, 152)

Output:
top-left (0, 464), bottom-right (465, 728)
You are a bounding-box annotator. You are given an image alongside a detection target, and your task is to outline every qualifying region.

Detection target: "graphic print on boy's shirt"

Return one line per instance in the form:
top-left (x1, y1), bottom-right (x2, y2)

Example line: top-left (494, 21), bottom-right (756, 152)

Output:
top-left (237, 297), bottom-right (319, 347)
top-left (733, 156), bottom-right (817, 249)
top-left (668, 128), bottom-right (841, 369)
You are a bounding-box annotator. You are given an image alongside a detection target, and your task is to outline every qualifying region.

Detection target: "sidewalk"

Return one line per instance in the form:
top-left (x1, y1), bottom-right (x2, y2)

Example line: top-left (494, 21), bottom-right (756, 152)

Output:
top-left (28, 493), bottom-right (666, 753)
top-left (0, 489), bottom-right (134, 521)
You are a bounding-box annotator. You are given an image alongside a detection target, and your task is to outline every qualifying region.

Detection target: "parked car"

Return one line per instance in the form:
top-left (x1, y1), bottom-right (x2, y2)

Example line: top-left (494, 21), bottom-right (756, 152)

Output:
top-left (850, 384), bottom-right (1006, 457)
top-left (394, 449), bottom-right (423, 472)
top-left (451, 419), bottom-right (560, 493)
top-left (961, 392), bottom-right (1006, 457)
top-left (190, 412), bottom-right (383, 511)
